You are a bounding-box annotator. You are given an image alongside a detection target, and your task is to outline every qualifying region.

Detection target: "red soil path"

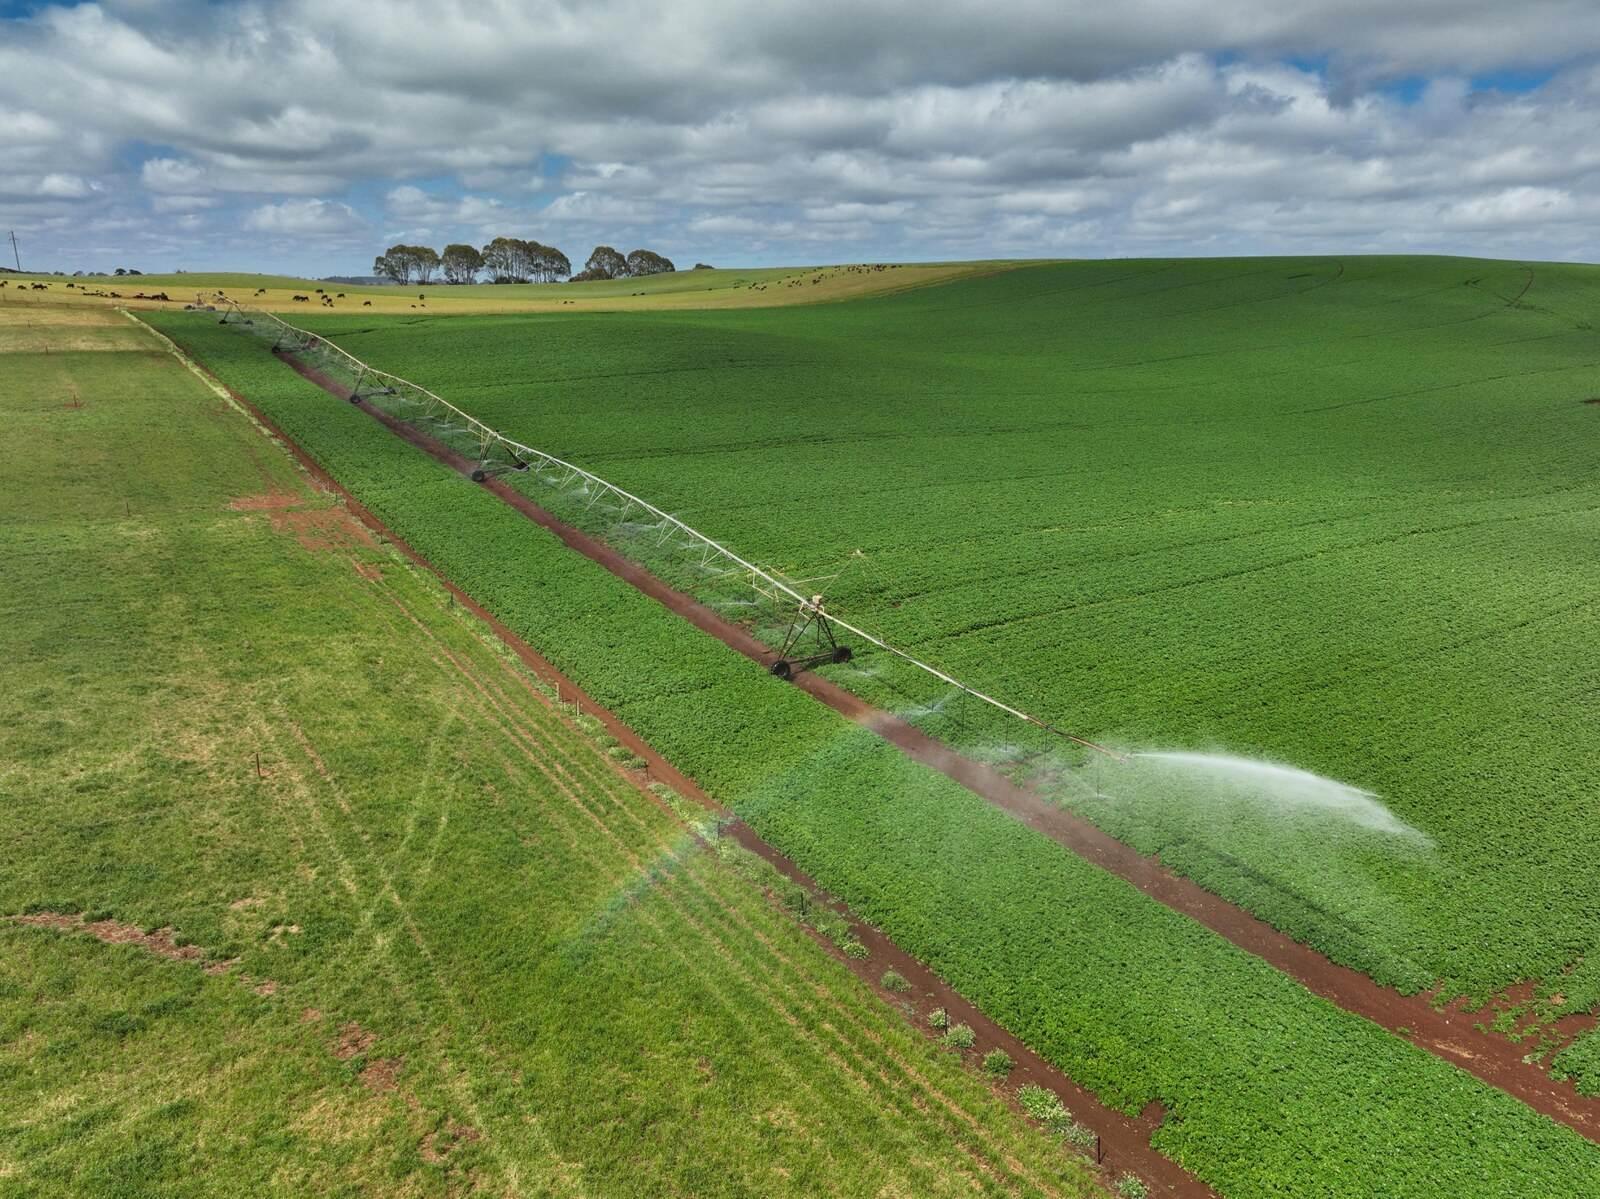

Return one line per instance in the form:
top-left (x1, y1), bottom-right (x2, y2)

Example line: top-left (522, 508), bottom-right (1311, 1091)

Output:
top-left (277, 350), bottom-right (1600, 1144)
top-left (158, 343), bottom-right (1218, 1197)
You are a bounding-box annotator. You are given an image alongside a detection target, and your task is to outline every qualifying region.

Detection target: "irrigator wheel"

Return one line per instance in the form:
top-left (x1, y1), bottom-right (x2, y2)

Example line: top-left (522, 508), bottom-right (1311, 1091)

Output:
top-left (348, 394), bottom-right (363, 405)
top-left (770, 660), bottom-right (793, 680)
top-left (470, 468), bottom-right (487, 483)
top-left (832, 645), bottom-right (853, 664)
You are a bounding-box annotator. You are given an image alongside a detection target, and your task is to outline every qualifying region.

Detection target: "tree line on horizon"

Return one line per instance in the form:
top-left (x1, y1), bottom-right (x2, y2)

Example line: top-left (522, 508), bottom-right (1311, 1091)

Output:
top-left (373, 240), bottom-right (676, 285)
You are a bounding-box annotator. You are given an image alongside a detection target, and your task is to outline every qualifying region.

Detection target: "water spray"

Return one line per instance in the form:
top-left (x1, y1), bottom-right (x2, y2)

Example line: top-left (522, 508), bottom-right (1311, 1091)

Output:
top-left (1126, 751), bottom-right (1432, 843)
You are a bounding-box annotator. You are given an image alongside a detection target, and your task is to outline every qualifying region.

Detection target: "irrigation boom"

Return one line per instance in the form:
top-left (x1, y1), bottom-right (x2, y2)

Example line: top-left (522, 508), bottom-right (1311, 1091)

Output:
top-left (215, 297), bottom-right (1126, 762)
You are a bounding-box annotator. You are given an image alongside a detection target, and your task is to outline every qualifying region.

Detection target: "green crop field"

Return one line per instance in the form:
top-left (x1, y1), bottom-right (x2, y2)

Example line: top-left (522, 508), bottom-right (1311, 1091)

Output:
top-left (0, 303), bottom-right (1108, 1197)
top-left (148, 257), bottom-right (1600, 1198)
top-left (248, 255), bottom-right (1600, 1026)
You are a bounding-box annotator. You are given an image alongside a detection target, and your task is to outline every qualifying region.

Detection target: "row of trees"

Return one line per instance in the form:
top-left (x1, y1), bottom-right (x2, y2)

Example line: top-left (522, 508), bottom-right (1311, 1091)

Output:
top-left (372, 240), bottom-right (675, 285)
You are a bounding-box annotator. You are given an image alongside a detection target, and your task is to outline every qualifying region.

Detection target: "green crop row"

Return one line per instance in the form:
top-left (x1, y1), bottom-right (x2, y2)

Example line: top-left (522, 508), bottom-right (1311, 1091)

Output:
top-left (149, 309), bottom-right (1600, 1197)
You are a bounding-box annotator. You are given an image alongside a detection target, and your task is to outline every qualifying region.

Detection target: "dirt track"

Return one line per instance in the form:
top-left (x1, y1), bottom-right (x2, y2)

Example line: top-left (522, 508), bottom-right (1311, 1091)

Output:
top-left (275, 351), bottom-right (1600, 1144)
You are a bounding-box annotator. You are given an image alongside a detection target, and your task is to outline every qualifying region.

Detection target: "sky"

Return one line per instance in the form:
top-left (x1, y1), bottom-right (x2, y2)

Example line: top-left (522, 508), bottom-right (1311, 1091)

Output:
top-left (2, 0), bottom-right (1599, 276)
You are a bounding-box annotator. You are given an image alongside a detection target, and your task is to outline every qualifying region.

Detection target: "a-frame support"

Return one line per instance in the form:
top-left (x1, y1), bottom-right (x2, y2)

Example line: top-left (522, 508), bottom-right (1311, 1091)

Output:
top-left (770, 595), bottom-right (853, 680)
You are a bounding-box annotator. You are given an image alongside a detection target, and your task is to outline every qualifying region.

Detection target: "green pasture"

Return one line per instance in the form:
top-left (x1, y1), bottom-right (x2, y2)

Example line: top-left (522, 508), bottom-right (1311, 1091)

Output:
top-left (0, 304), bottom-right (1101, 1198)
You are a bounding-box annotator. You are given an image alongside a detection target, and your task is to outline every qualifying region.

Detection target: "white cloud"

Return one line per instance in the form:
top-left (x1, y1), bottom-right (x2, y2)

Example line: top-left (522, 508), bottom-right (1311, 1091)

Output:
top-left (36, 173), bottom-right (96, 198)
top-left (0, 173), bottom-right (97, 200)
top-left (0, 2), bottom-right (1598, 269)
top-left (151, 193), bottom-right (221, 214)
top-left (538, 191), bottom-right (657, 224)
top-left (140, 157), bottom-right (207, 193)
top-left (1439, 186), bottom-right (1587, 230)
top-left (242, 198), bottom-right (365, 235)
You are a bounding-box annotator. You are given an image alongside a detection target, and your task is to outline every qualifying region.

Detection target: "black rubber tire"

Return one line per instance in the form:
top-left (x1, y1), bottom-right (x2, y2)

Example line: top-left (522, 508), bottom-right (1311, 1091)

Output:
top-left (470, 469), bottom-right (487, 483)
top-left (348, 394), bottom-right (362, 404)
top-left (832, 645), bottom-right (853, 664)
top-left (770, 660), bottom-right (793, 680)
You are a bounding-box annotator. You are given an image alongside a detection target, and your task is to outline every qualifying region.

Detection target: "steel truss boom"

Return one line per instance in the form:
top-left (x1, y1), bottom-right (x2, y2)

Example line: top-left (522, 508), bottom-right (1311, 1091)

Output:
top-left (218, 298), bottom-right (1125, 762)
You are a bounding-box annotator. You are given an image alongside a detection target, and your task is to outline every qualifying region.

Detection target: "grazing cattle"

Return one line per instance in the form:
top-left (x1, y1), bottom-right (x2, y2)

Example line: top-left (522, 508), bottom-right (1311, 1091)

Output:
top-left (362, 300), bottom-right (372, 307)
top-left (315, 287), bottom-right (324, 294)
top-left (0, 281), bottom-right (6, 289)
top-left (293, 294), bottom-right (310, 302)
top-left (336, 292), bottom-right (345, 298)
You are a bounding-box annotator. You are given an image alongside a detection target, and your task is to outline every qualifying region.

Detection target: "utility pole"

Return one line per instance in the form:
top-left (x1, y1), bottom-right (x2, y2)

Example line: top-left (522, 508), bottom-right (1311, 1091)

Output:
top-left (7, 231), bottom-right (19, 272)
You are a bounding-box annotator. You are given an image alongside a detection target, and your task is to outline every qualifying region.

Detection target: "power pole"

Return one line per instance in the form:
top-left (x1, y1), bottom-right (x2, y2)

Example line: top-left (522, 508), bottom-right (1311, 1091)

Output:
top-left (7, 231), bottom-right (19, 272)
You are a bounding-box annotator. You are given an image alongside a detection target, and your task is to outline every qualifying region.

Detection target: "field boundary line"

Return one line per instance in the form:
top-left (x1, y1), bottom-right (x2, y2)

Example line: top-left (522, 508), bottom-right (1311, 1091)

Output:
top-left (257, 341), bottom-right (1600, 1144)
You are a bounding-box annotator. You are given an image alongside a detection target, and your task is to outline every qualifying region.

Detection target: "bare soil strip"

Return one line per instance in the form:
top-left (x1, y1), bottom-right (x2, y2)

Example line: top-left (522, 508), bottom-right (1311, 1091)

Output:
top-left (270, 350), bottom-right (1600, 1144)
top-left (11, 913), bottom-right (210, 964)
top-left (139, 343), bottom-right (1218, 1198)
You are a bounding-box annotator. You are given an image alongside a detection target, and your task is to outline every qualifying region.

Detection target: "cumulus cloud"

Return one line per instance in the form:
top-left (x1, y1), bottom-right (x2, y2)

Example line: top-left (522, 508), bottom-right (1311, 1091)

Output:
top-left (0, 1), bottom-right (1598, 271)
top-left (140, 157), bottom-right (207, 194)
top-left (242, 198), bottom-right (365, 235)
top-left (151, 194), bottom-right (221, 214)
top-left (20, 173), bottom-right (97, 199)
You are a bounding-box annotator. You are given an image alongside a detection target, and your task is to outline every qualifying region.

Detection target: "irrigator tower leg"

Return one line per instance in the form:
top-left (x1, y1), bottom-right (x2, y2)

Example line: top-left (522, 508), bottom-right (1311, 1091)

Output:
top-left (470, 451), bottom-right (531, 483)
top-left (770, 595), bottom-right (852, 680)
top-left (347, 369), bottom-right (397, 406)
